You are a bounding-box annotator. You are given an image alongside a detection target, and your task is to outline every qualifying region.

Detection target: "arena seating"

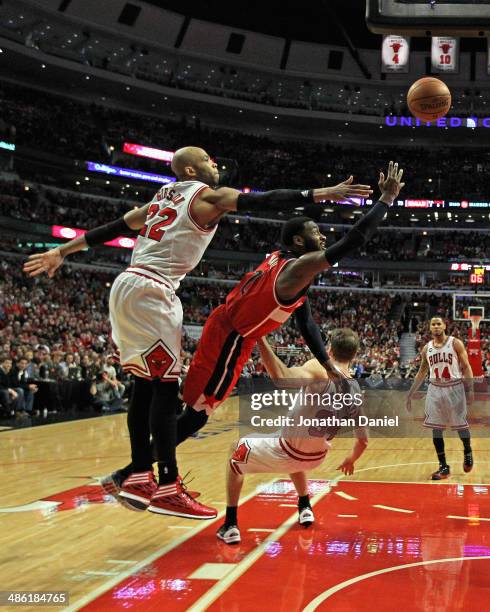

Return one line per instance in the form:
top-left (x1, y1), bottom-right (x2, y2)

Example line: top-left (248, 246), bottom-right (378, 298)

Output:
top-left (2, 82), bottom-right (490, 200)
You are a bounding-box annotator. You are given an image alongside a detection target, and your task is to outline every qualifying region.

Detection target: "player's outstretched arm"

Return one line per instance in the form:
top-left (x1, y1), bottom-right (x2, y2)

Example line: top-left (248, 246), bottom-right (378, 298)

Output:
top-left (406, 346), bottom-right (429, 411)
top-left (294, 299), bottom-right (329, 366)
top-left (257, 337), bottom-right (326, 382)
top-left (23, 203), bottom-right (150, 278)
top-left (294, 299), bottom-right (349, 385)
top-left (275, 161), bottom-right (404, 301)
top-left (337, 428), bottom-right (369, 475)
top-left (190, 177), bottom-right (373, 228)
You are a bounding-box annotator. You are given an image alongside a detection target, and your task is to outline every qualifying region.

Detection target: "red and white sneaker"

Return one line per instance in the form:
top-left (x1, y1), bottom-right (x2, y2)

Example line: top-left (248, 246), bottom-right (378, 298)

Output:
top-left (148, 480), bottom-right (217, 519)
top-left (119, 471), bottom-right (157, 506)
top-left (178, 474), bottom-right (201, 499)
top-left (99, 471), bottom-right (147, 512)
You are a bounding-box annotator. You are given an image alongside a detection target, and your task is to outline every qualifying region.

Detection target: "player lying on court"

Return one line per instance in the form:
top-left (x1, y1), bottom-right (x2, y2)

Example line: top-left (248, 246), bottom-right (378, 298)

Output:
top-left (105, 161), bottom-right (403, 507)
top-left (216, 329), bottom-right (368, 545)
top-left (406, 316), bottom-right (474, 480)
top-left (24, 146), bottom-right (372, 520)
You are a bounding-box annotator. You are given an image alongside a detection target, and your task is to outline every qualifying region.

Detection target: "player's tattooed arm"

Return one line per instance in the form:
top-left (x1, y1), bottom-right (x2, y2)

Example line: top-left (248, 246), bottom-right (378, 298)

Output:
top-left (274, 162), bottom-right (404, 300)
top-left (23, 203), bottom-right (151, 278)
top-left (406, 345), bottom-right (429, 412)
top-left (454, 338), bottom-right (474, 403)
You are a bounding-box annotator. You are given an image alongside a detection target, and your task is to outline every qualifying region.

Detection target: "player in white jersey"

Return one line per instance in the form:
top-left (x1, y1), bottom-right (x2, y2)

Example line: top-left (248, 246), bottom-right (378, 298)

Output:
top-left (407, 317), bottom-right (474, 481)
top-left (24, 146), bottom-right (372, 519)
top-left (217, 329), bottom-right (368, 544)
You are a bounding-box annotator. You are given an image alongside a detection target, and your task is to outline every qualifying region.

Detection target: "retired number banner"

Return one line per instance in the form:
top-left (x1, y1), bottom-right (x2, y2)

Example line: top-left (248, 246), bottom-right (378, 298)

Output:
top-left (431, 36), bottom-right (459, 73)
top-left (381, 35), bottom-right (410, 73)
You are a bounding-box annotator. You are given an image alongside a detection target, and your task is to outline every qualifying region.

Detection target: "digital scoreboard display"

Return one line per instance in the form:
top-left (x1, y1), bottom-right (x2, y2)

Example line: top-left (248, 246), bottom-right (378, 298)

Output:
top-left (470, 267), bottom-right (486, 284)
top-left (450, 262), bottom-right (488, 284)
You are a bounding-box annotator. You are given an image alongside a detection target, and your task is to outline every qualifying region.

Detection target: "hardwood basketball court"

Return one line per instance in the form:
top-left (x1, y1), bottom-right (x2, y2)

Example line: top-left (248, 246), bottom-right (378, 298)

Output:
top-left (1, 397), bottom-right (489, 611)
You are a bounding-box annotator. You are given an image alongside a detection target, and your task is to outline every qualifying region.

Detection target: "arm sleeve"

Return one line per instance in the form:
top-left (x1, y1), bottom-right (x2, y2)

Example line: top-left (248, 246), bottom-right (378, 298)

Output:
top-left (324, 200), bottom-right (389, 265)
top-left (84, 217), bottom-right (133, 247)
top-left (236, 189), bottom-right (314, 212)
top-left (295, 299), bottom-right (329, 365)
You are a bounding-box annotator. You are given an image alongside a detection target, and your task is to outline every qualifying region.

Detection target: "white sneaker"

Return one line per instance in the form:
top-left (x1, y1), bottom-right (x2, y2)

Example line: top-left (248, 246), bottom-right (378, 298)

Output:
top-left (298, 506), bottom-right (315, 527)
top-left (216, 524), bottom-right (241, 544)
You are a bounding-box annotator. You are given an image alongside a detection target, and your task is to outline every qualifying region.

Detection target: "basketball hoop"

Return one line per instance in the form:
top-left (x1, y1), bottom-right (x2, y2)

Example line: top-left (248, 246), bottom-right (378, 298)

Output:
top-left (469, 314), bottom-right (481, 338)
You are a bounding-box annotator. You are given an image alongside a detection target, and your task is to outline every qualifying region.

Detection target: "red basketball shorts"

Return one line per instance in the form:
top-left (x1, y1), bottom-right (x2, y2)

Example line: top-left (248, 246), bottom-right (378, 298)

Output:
top-left (182, 304), bottom-right (256, 414)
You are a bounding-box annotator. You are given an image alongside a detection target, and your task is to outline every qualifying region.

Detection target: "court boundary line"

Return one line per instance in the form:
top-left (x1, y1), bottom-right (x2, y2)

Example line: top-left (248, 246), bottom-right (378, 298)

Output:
top-left (62, 477), bottom-right (277, 612)
top-left (0, 412), bottom-right (126, 434)
top-left (303, 556), bottom-right (490, 611)
top-left (63, 460), bottom-right (490, 611)
top-left (344, 479), bottom-right (490, 486)
top-left (186, 479), bottom-right (336, 612)
top-left (184, 459), bottom-right (489, 611)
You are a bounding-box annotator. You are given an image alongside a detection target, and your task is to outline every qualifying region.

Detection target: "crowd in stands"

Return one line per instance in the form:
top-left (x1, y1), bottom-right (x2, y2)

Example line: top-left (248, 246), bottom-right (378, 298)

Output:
top-left (1, 11), bottom-right (487, 119)
top-left (5, 257), bottom-right (472, 419)
top-left (2, 81), bottom-right (490, 201)
top-left (1, 175), bottom-right (490, 271)
top-left (1, 82), bottom-right (489, 420)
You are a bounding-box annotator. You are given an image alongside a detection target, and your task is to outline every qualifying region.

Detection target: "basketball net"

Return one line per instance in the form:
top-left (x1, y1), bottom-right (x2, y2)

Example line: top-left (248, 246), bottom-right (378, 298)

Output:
top-left (469, 315), bottom-right (481, 339)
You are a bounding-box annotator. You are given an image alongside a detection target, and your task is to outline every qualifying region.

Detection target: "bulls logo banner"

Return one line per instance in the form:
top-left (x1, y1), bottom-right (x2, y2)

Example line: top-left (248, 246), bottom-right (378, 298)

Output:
top-left (382, 35), bottom-right (410, 73)
top-left (431, 36), bottom-right (459, 73)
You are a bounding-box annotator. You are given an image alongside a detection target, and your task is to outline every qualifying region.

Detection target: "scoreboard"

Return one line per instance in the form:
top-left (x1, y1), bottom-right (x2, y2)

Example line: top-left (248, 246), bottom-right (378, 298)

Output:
top-left (470, 266), bottom-right (486, 285)
top-left (366, 0), bottom-right (490, 35)
top-left (450, 262), bottom-right (489, 285)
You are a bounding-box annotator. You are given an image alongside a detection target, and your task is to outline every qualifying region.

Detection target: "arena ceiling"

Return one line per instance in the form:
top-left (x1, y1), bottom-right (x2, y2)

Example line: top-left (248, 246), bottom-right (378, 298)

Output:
top-left (144, 1), bottom-right (485, 50)
top-left (144, 0), bottom-right (381, 47)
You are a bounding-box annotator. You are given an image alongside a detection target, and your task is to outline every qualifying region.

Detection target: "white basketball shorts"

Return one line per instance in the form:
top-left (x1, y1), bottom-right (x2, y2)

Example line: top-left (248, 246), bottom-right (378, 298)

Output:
top-left (109, 267), bottom-right (182, 381)
top-left (229, 436), bottom-right (327, 475)
top-left (424, 382), bottom-right (468, 430)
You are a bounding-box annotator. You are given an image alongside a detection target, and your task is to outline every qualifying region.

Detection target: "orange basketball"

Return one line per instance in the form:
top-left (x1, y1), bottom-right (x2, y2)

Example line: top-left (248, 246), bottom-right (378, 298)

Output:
top-left (407, 77), bottom-right (451, 122)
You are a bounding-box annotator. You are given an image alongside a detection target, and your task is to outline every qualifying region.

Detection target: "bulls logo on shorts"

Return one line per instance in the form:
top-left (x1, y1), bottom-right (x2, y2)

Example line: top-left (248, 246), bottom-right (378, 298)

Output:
top-left (143, 342), bottom-right (177, 379)
top-left (232, 440), bottom-right (252, 465)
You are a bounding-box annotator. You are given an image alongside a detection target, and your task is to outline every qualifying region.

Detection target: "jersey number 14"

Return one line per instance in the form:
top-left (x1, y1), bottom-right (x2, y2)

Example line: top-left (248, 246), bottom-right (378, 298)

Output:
top-left (434, 366), bottom-right (451, 380)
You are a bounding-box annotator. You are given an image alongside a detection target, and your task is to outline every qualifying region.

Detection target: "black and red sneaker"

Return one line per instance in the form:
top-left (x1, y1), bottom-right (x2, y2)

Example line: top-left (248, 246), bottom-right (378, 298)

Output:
top-left (431, 464), bottom-right (450, 480)
top-left (148, 480), bottom-right (217, 519)
top-left (464, 451), bottom-right (474, 473)
top-left (119, 471), bottom-right (157, 506)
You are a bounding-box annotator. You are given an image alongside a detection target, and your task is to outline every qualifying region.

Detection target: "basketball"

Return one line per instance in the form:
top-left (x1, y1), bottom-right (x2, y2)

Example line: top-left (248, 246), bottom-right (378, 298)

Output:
top-left (407, 77), bottom-right (451, 122)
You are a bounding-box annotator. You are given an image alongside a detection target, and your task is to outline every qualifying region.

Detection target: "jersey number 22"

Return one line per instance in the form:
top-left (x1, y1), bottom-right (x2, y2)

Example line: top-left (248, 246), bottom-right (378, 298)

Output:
top-left (139, 204), bottom-right (177, 242)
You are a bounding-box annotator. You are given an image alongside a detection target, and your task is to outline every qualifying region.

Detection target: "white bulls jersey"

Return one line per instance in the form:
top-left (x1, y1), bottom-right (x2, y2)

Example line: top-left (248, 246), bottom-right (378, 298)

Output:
top-left (130, 181), bottom-right (217, 290)
top-left (426, 336), bottom-right (463, 382)
top-left (281, 378), bottom-right (363, 457)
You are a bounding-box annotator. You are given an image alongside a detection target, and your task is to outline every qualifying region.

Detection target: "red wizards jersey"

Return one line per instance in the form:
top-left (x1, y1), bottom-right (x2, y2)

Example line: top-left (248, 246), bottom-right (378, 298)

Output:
top-left (225, 250), bottom-right (307, 338)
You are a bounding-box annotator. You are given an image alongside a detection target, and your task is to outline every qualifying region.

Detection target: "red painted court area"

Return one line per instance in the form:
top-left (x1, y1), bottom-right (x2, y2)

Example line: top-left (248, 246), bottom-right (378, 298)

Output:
top-left (81, 480), bottom-right (490, 611)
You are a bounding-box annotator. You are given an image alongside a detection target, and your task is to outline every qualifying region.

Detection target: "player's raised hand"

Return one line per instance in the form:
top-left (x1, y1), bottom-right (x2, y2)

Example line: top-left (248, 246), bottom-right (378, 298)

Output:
top-left (23, 247), bottom-right (64, 278)
top-left (320, 175), bottom-right (373, 205)
top-left (378, 161), bottom-right (405, 204)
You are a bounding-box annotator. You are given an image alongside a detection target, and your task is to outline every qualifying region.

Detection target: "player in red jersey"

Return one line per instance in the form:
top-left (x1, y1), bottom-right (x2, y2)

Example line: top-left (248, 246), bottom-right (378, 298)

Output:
top-left (181, 161), bottom-right (404, 430)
